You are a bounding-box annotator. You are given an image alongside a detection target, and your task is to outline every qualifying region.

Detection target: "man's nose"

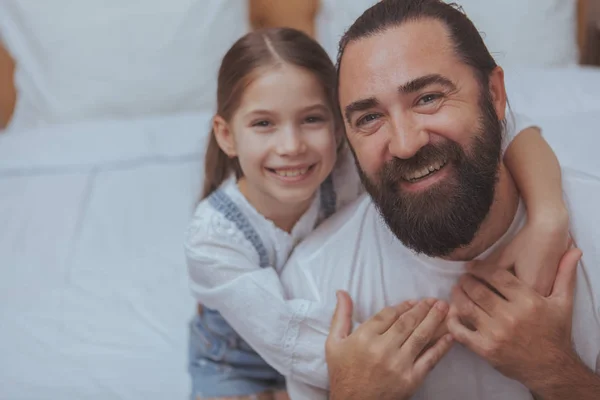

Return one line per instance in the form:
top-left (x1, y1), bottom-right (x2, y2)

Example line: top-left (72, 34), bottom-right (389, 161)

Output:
top-left (388, 116), bottom-right (429, 159)
top-left (275, 125), bottom-right (306, 156)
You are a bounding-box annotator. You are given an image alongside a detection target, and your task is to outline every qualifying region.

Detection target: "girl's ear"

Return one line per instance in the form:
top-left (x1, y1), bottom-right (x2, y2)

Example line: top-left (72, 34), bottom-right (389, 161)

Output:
top-left (213, 115), bottom-right (237, 157)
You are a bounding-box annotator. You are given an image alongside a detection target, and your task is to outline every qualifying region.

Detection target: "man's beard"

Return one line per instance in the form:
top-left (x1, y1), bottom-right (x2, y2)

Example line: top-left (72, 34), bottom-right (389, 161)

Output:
top-left (357, 93), bottom-right (504, 257)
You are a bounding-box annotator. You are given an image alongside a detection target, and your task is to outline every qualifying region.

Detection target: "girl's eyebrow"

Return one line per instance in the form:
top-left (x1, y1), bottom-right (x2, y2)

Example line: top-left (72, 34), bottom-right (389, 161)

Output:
top-left (245, 103), bottom-right (329, 117)
top-left (301, 103), bottom-right (330, 113)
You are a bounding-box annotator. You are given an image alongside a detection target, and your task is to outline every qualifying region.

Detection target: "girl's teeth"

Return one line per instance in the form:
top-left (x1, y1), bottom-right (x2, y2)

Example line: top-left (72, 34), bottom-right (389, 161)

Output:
top-left (274, 167), bottom-right (309, 177)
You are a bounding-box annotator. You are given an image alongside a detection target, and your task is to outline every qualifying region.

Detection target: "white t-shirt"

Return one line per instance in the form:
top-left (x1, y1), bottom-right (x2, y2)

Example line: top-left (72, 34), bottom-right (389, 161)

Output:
top-left (280, 170), bottom-right (600, 397)
top-left (185, 111), bottom-right (534, 388)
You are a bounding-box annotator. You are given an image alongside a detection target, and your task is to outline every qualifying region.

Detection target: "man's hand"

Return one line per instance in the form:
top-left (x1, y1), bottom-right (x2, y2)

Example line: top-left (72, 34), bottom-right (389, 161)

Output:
top-left (325, 291), bottom-right (453, 400)
top-left (448, 248), bottom-right (584, 395)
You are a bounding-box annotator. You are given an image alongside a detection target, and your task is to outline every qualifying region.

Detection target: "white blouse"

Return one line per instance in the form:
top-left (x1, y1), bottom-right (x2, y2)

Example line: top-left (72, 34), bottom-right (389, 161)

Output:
top-left (185, 145), bottom-right (362, 387)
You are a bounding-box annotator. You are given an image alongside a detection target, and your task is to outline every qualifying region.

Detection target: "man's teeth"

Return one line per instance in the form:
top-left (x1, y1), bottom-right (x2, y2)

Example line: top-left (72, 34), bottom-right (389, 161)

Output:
top-left (403, 160), bottom-right (446, 181)
top-left (274, 167), bottom-right (310, 177)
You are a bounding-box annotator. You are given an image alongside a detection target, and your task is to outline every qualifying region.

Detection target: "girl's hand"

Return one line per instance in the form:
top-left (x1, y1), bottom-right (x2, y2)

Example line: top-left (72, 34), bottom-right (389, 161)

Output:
top-left (482, 207), bottom-right (570, 296)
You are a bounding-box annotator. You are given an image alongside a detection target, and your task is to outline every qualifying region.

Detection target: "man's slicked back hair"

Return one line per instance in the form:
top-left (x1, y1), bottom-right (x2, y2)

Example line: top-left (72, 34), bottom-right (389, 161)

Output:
top-left (336, 0), bottom-right (498, 89)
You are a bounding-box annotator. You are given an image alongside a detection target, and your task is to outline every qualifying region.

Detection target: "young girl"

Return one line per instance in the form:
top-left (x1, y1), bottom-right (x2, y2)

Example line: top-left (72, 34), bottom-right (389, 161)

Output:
top-left (185, 27), bottom-right (568, 400)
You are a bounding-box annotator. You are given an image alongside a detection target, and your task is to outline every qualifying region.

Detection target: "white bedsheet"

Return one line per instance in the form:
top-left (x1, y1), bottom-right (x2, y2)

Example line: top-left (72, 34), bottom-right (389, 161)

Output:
top-left (0, 67), bottom-right (599, 400)
top-left (0, 112), bottom-right (212, 400)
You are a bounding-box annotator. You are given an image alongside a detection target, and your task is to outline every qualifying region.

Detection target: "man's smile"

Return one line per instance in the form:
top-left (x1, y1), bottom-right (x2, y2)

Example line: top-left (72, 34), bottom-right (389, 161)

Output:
top-left (399, 161), bottom-right (451, 192)
top-left (401, 159), bottom-right (448, 182)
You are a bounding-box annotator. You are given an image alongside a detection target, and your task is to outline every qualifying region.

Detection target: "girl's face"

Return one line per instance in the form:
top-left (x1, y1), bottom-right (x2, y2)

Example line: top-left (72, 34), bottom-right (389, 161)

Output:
top-left (218, 64), bottom-right (338, 210)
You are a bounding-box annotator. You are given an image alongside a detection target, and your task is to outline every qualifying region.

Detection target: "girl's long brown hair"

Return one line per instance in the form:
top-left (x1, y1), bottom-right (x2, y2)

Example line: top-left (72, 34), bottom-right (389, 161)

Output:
top-left (201, 28), bottom-right (341, 199)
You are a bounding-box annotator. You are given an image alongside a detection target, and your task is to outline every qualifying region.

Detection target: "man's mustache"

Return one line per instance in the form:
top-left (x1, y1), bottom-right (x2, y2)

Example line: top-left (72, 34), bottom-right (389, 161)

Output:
top-left (379, 141), bottom-right (463, 182)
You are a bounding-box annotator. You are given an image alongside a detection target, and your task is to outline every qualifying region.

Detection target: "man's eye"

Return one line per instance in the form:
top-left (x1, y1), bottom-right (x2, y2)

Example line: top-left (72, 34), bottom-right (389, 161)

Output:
top-left (418, 94), bottom-right (441, 105)
top-left (356, 113), bottom-right (380, 127)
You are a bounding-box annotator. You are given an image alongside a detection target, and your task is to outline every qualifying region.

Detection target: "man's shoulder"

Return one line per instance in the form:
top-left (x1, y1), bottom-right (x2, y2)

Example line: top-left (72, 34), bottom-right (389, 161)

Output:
top-left (294, 193), bottom-right (374, 256)
top-left (562, 168), bottom-right (600, 285)
top-left (562, 168), bottom-right (600, 362)
top-left (563, 167), bottom-right (600, 241)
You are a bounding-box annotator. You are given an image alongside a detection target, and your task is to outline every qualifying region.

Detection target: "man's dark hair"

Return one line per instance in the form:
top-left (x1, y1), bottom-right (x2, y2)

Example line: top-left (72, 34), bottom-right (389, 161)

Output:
top-left (336, 0), bottom-right (498, 88)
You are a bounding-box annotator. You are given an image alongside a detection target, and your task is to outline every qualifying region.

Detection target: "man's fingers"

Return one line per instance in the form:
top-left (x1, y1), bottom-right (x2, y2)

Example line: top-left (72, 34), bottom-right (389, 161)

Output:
top-left (329, 291), bottom-right (354, 341)
top-left (467, 266), bottom-right (526, 301)
top-left (459, 274), bottom-right (505, 317)
top-left (446, 311), bottom-right (484, 353)
top-left (550, 248), bottom-right (582, 302)
top-left (382, 299), bottom-right (435, 347)
top-left (412, 333), bottom-right (454, 382)
top-left (403, 301), bottom-right (450, 360)
top-left (450, 285), bottom-right (491, 330)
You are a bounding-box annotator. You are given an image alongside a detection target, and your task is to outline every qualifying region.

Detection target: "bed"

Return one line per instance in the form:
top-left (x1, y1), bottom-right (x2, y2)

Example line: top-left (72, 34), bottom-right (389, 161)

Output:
top-left (0, 113), bottom-right (209, 399)
top-left (0, 1), bottom-right (599, 399)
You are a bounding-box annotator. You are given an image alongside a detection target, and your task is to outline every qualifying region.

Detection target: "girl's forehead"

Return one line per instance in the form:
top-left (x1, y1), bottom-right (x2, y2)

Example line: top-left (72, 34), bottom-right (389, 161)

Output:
top-left (237, 64), bottom-right (329, 110)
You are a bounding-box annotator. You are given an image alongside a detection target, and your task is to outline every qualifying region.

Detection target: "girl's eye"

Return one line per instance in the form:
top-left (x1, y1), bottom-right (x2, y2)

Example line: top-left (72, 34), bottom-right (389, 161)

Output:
top-left (305, 115), bottom-right (325, 124)
top-left (356, 113), bottom-right (380, 127)
top-left (417, 93), bottom-right (441, 105)
top-left (252, 120), bottom-right (271, 128)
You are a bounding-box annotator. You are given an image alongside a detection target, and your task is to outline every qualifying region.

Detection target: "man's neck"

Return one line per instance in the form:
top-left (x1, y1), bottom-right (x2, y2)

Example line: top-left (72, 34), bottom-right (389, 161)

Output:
top-left (445, 163), bottom-right (520, 261)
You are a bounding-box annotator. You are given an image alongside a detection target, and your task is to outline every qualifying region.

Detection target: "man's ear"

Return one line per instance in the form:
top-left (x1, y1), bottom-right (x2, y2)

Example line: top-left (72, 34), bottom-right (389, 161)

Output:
top-left (213, 115), bottom-right (237, 157)
top-left (488, 66), bottom-right (507, 122)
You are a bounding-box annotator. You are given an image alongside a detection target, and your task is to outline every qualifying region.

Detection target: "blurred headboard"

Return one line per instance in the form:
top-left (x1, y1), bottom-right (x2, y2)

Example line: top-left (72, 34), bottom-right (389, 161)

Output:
top-left (0, 0), bottom-right (595, 129)
top-left (250, 0), bottom-right (320, 37)
top-left (0, 42), bottom-right (15, 129)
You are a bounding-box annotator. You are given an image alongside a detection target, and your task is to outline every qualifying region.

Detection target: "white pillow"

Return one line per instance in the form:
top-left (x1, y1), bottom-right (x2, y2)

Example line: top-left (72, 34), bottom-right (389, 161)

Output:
top-left (316, 0), bottom-right (578, 67)
top-left (504, 66), bottom-right (600, 120)
top-left (453, 0), bottom-right (578, 67)
top-left (0, 0), bottom-right (249, 131)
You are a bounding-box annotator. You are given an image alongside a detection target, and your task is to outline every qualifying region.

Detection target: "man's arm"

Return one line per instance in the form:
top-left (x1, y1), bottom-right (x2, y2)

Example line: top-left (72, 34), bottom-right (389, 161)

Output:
top-left (531, 353), bottom-right (600, 400)
top-left (249, 0), bottom-right (319, 37)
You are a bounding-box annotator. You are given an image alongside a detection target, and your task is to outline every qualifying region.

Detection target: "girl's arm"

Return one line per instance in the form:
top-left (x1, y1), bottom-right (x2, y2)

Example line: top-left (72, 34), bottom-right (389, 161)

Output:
top-left (506, 127), bottom-right (567, 227)
top-left (185, 215), bottom-right (336, 390)
top-left (494, 125), bottom-right (570, 295)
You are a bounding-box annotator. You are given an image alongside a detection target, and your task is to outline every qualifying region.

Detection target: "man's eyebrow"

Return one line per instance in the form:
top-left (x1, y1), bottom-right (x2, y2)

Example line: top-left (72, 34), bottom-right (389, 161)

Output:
top-left (344, 97), bottom-right (380, 125)
top-left (342, 75), bottom-right (455, 125)
top-left (398, 74), bottom-right (457, 94)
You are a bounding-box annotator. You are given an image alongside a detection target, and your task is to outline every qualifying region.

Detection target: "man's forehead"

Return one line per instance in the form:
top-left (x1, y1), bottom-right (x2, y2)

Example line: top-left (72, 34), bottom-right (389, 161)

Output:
top-left (339, 18), bottom-right (459, 101)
